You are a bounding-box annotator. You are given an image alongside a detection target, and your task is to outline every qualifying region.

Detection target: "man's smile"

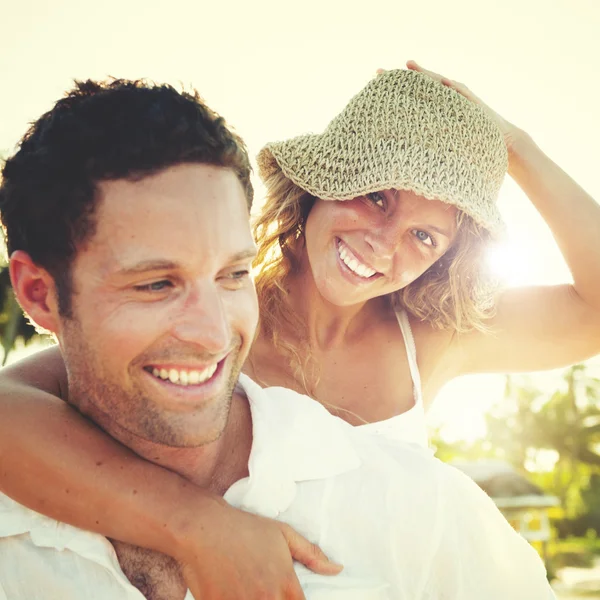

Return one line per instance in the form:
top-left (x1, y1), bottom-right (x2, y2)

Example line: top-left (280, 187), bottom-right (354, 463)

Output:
top-left (146, 363), bottom-right (219, 386)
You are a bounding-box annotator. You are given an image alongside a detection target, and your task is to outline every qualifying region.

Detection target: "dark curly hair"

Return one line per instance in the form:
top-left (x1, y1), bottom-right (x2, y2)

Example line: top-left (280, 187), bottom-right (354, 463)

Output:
top-left (0, 78), bottom-right (253, 317)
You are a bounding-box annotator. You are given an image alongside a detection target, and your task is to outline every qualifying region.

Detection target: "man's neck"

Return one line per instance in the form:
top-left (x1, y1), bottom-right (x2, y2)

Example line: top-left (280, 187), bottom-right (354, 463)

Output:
top-left (78, 389), bottom-right (253, 495)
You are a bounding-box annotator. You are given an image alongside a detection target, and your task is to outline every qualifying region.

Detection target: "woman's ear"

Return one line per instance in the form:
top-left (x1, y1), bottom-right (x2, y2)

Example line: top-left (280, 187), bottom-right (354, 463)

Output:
top-left (9, 250), bottom-right (60, 333)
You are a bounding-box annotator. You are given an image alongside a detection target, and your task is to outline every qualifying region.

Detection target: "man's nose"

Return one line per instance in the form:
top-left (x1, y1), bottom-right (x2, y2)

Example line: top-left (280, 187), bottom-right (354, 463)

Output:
top-left (171, 282), bottom-right (231, 355)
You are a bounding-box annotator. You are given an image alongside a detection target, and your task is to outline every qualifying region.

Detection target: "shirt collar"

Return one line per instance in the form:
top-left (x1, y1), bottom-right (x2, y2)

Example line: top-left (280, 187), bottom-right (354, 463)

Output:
top-left (224, 374), bottom-right (362, 517)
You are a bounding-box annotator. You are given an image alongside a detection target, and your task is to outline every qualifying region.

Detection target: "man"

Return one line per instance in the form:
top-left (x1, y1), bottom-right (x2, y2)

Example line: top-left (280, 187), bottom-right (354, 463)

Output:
top-left (0, 79), bottom-right (555, 599)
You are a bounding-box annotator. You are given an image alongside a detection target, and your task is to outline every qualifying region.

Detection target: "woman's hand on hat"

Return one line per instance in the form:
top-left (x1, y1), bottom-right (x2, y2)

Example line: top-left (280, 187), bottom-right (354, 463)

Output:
top-left (404, 60), bottom-right (523, 153)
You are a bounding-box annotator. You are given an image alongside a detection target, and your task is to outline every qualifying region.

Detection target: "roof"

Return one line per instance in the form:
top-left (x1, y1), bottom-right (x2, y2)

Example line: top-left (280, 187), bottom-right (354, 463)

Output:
top-left (451, 460), bottom-right (548, 499)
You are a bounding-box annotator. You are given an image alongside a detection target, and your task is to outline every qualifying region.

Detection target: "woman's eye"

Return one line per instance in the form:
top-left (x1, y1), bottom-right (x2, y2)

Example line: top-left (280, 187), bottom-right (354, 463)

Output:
top-left (366, 192), bottom-right (386, 209)
top-left (135, 280), bottom-right (172, 292)
top-left (413, 230), bottom-right (436, 247)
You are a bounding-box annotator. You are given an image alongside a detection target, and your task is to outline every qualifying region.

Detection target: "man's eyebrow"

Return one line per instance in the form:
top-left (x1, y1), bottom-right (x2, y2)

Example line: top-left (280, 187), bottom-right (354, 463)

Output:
top-left (228, 248), bottom-right (257, 263)
top-left (117, 260), bottom-right (179, 275)
top-left (116, 250), bottom-right (256, 276)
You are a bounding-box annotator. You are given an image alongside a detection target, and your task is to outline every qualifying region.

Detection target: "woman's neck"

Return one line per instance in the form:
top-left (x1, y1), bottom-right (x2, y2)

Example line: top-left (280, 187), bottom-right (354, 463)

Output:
top-left (285, 249), bottom-right (387, 351)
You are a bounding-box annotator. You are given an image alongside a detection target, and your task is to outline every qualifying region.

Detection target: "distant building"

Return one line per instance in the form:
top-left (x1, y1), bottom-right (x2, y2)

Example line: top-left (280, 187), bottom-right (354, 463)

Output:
top-left (452, 460), bottom-right (559, 563)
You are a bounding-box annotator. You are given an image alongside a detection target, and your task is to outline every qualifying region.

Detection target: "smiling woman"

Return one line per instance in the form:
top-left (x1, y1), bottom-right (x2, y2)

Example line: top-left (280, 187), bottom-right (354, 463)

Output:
top-left (250, 68), bottom-right (504, 410)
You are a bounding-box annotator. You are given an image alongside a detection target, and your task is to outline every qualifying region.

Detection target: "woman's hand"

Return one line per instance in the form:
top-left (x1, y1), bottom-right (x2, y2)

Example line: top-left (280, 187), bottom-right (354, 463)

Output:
top-left (403, 63), bottom-right (600, 379)
top-left (173, 498), bottom-right (343, 599)
top-left (0, 346), bottom-right (342, 599)
top-left (404, 60), bottom-right (524, 154)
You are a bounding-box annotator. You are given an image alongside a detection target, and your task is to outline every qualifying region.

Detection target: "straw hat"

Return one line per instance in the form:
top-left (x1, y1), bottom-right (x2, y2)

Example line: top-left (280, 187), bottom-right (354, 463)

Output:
top-left (257, 69), bottom-right (508, 235)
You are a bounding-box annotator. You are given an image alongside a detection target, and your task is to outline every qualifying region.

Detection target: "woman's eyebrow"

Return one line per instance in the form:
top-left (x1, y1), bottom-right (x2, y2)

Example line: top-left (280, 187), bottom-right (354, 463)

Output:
top-left (426, 224), bottom-right (453, 238)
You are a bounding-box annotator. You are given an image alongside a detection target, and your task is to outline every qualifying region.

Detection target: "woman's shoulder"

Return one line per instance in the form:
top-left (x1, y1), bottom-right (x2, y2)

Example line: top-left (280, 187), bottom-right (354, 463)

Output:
top-left (402, 313), bottom-right (458, 405)
top-left (408, 313), bottom-right (455, 351)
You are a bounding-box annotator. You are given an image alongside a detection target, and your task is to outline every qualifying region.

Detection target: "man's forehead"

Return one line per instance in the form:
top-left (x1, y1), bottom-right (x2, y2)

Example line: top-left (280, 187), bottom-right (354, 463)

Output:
top-left (86, 164), bottom-right (254, 270)
top-left (96, 163), bottom-right (246, 210)
top-left (94, 164), bottom-right (247, 227)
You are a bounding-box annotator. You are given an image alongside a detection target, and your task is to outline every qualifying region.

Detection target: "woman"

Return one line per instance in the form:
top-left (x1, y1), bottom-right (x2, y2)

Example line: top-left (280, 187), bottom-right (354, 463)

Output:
top-left (1, 61), bottom-right (599, 597)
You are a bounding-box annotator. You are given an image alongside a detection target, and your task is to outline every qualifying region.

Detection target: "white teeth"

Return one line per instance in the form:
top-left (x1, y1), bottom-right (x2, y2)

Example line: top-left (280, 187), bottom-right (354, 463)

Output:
top-left (337, 241), bottom-right (376, 279)
top-left (356, 264), bottom-right (372, 277)
top-left (149, 364), bottom-right (218, 386)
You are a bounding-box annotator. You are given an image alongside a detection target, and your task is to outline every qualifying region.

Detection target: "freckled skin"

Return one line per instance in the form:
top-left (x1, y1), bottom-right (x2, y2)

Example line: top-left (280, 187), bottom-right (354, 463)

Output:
top-left (304, 190), bottom-right (458, 307)
top-left (247, 189), bottom-right (460, 424)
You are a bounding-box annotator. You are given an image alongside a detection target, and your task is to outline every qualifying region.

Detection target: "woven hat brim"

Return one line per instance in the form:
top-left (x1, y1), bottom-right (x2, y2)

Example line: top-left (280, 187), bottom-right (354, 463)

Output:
top-left (257, 135), bottom-right (506, 237)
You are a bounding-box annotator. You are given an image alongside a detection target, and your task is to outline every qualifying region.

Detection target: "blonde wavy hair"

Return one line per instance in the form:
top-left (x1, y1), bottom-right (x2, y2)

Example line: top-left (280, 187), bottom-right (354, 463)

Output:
top-left (252, 170), bottom-right (498, 391)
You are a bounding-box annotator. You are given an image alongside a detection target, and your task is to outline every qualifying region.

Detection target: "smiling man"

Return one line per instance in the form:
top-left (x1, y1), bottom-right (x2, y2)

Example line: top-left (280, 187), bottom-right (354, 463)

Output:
top-left (58, 164), bottom-right (257, 456)
top-left (0, 79), bottom-right (555, 599)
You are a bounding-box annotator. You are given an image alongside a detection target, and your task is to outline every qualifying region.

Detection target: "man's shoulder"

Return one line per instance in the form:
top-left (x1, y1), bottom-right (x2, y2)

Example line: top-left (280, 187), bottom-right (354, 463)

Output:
top-left (0, 492), bottom-right (137, 596)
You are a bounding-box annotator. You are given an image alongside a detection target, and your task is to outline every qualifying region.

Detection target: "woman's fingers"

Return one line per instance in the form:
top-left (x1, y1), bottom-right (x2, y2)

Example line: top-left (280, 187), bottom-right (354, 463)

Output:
top-left (406, 60), bottom-right (514, 147)
top-left (407, 60), bottom-right (479, 103)
top-left (406, 60), bottom-right (443, 81)
top-left (280, 522), bottom-right (344, 575)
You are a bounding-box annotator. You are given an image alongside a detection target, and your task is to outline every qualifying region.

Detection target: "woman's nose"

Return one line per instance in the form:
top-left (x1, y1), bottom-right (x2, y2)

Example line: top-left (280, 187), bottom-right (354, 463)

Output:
top-left (364, 218), bottom-right (404, 260)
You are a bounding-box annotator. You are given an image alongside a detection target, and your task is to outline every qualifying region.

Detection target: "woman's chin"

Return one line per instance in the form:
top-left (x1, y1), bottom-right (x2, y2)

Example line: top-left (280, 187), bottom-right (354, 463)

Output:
top-left (315, 280), bottom-right (377, 308)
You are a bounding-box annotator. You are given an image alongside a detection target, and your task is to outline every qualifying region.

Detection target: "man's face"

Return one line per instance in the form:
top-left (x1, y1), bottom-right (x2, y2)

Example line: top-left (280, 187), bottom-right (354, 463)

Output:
top-left (57, 164), bottom-right (258, 448)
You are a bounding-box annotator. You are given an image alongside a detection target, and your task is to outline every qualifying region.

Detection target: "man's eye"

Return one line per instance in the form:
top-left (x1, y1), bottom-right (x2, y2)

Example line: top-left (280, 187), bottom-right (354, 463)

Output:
top-left (413, 230), bottom-right (436, 247)
top-left (135, 280), bottom-right (172, 292)
top-left (220, 270), bottom-right (251, 289)
top-left (229, 270), bottom-right (250, 280)
top-left (366, 192), bottom-right (386, 209)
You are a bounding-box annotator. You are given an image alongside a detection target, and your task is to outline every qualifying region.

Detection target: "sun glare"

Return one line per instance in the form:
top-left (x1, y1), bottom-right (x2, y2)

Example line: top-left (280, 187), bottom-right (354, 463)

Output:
top-left (486, 240), bottom-right (534, 288)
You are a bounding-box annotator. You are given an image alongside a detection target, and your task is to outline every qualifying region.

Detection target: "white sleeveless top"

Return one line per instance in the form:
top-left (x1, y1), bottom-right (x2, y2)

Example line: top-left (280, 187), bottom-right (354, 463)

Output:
top-left (358, 309), bottom-right (429, 448)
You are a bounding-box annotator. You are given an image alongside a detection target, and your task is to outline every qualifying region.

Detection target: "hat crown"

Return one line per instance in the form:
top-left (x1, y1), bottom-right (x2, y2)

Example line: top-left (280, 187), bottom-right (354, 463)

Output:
top-left (326, 69), bottom-right (503, 154)
top-left (258, 69), bottom-right (508, 235)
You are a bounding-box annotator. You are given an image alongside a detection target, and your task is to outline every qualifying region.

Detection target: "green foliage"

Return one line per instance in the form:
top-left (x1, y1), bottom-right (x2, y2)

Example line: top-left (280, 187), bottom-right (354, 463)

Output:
top-left (433, 364), bottom-right (600, 539)
top-left (0, 148), bottom-right (41, 363)
top-left (0, 265), bottom-right (38, 364)
top-left (548, 534), bottom-right (600, 569)
top-left (486, 366), bottom-right (600, 522)
top-left (431, 433), bottom-right (501, 463)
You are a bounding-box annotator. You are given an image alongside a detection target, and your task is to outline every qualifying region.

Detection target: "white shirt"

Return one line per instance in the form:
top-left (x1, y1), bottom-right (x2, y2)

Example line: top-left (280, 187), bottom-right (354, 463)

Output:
top-left (0, 374), bottom-right (555, 599)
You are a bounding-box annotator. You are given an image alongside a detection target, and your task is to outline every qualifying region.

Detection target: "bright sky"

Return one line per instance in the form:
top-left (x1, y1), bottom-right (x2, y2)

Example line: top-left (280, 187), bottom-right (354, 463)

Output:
top-left (1, 0), bottom-right (599, 441)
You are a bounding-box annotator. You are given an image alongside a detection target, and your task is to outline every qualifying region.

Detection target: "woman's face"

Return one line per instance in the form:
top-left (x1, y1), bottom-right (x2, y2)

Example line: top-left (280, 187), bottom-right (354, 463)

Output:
top-left (303, 189), bottom-right (459, 307)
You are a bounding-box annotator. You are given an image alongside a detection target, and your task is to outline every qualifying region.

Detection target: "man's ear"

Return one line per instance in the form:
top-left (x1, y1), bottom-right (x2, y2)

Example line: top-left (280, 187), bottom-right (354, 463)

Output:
top-left (9, 250), bottom-right (60, 334)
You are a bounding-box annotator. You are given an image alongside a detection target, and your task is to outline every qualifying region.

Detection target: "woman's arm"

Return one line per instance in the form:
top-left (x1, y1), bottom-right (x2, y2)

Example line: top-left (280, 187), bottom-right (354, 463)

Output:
top-left (407, 62), bottom-right (600, 376)
top-left (0, 347), bottom-right (204, 551)
top-left (458, 132), bottom-right (600, 374)
top-left (0, 346), bottom-right (341, 598)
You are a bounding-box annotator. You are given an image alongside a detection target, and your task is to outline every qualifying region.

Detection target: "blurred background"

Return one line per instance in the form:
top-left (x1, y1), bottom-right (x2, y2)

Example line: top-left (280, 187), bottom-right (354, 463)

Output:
top-left (1, 0), bottom-right (599, 595)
